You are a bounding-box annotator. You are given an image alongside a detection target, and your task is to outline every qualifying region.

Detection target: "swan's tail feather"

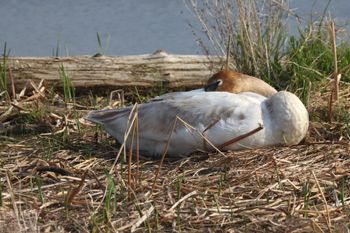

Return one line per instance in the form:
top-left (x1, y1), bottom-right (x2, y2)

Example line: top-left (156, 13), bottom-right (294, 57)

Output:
top-left (85, 109), bottom-right (129, 125)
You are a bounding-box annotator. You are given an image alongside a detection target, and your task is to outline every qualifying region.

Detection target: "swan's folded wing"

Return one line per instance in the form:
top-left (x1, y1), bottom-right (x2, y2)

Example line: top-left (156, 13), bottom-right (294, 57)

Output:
top-left (85, 91), bottom-right (265, 142)
top-left (150, 88), bottom-right (205, 102)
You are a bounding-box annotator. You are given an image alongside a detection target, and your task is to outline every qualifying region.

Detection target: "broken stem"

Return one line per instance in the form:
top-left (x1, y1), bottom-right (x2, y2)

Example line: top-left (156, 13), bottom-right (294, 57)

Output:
top-left (218, 124), bottom-right (263, 150)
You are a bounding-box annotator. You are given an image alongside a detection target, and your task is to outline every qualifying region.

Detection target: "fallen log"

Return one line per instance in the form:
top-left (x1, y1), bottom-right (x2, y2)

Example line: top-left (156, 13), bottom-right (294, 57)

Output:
top-left (3, 51), bottom-right (221, 91)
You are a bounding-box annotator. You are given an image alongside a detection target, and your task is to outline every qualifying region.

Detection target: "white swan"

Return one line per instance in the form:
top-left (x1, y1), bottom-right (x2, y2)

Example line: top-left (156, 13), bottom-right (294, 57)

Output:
top-left (85, 90), bottom-right (309, 158)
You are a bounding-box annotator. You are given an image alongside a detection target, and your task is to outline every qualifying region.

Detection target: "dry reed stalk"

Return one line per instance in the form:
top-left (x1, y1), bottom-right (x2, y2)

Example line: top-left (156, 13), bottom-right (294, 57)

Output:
top-left (176, 117), bottom-right (225, 156)
top-left (330, 20), bottom-right (339, 101)
top-left (152, 116), bottom-right (178, 191)
top-left (135, 106), bottom-right (140, 187)
top-left (203, 118), bottom-right (220, 134)
top-left (29, 80), bottom-right (45, 98)
top-left (22, 89), bottom-right (45, 102)
top-left (202, 117), bottom-right (220, 151)
top-left (311, 219), bottom-right (325, 233)
top-left (328, 20), bottom-right (341, 123)
top-left (34, 166), bottom-right (71, 176)
top-left (128, 118), bottom-right (137, 200)
top-left (108, 104), bottom-right (138, 174)
top-left (225, 35), bottom-right (231, 70)
top-left (311, 171), bottom-right (331, 232)
top-left (168, 190), bottom-right (197, 212)
top-left (65, 170), bottom-right (88, 206)
top-left (237, 0), bottom-right (259, 71)
top-left (91, 104), bottom-right (139, 214)
top-left (8, 67), bottom-right (15, 100)
top-left (5, 171), bottom-right (21, 231)
top-left (327, 93), bottom-right (333, 124)
top-left (0, 105), bottom-right (15, 123)
top-left (108, 89), bottom-right (124, 107)
top-left (10, 102), bottom-right (27, 112)
top-left (130, 205), bottom-right (155, 232)
top-left (218, 124), bottom-right (263, 149)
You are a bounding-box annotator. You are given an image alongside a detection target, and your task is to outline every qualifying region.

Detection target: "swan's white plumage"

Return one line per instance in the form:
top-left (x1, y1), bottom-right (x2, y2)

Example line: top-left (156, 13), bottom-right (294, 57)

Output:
top-left (86, 91), bottom-right (309, 157)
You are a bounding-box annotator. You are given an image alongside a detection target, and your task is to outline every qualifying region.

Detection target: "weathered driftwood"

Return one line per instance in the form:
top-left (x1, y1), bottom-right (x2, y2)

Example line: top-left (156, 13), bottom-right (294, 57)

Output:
top-left (3, 51), bottom-right (221, 90)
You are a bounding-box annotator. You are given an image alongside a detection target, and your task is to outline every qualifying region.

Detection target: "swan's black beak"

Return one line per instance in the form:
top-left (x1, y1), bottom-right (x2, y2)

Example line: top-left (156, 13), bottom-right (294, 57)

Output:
top-left (204, 80), bottom-right (221, 92)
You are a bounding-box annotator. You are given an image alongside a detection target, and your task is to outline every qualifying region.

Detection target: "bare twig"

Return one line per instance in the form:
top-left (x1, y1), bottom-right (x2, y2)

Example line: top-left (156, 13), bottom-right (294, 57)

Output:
top-left (218, 124), bottom-right (263, 149)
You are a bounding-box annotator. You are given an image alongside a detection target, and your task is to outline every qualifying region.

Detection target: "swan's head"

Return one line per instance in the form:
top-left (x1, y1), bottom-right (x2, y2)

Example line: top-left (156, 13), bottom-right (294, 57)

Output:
top-left (265, 91), bottom-right (309, 145)
top-left (205, 70), bottom-right (277, 97)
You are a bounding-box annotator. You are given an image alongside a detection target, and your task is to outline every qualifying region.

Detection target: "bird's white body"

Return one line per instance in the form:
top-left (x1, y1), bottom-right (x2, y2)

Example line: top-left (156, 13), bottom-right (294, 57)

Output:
top-left (86, 91), bottom-right (309, 158)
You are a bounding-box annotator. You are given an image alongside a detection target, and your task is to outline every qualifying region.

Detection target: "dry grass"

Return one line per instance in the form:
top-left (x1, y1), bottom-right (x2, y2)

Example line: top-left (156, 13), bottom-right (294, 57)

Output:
top-left (185, 0), bottom-right (290, 81)
top-left (1, 81), bottom-right (350, 232)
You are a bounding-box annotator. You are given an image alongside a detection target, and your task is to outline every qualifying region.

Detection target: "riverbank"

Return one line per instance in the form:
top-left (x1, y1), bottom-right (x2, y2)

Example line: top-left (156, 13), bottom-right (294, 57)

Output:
top-left (1, 1), bottom-right (350, 231)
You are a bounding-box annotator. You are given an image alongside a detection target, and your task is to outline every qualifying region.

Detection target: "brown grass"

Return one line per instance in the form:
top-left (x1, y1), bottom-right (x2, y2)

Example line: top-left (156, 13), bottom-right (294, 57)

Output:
top-left (0, 81), bottom-right (350, 232)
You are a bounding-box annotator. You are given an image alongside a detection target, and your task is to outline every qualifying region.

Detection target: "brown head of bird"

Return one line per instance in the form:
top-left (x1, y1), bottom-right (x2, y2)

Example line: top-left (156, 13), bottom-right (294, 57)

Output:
top-left (205, 70), bottom-right (277, 97)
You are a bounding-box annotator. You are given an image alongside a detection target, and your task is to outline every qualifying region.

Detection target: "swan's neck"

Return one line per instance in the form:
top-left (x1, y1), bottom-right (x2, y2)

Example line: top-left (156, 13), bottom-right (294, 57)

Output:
top-left (242, 77), bottom-right (277, 97)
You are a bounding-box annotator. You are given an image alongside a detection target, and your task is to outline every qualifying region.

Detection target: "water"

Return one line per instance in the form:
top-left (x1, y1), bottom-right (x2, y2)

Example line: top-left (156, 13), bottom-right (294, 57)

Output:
top-left (0, 0), bottom-right (349, 56)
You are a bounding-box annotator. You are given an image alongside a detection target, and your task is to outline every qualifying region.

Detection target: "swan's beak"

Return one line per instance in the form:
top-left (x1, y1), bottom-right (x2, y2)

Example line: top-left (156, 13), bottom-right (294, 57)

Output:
top-left (204, 80), bottom-right (221, 92)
